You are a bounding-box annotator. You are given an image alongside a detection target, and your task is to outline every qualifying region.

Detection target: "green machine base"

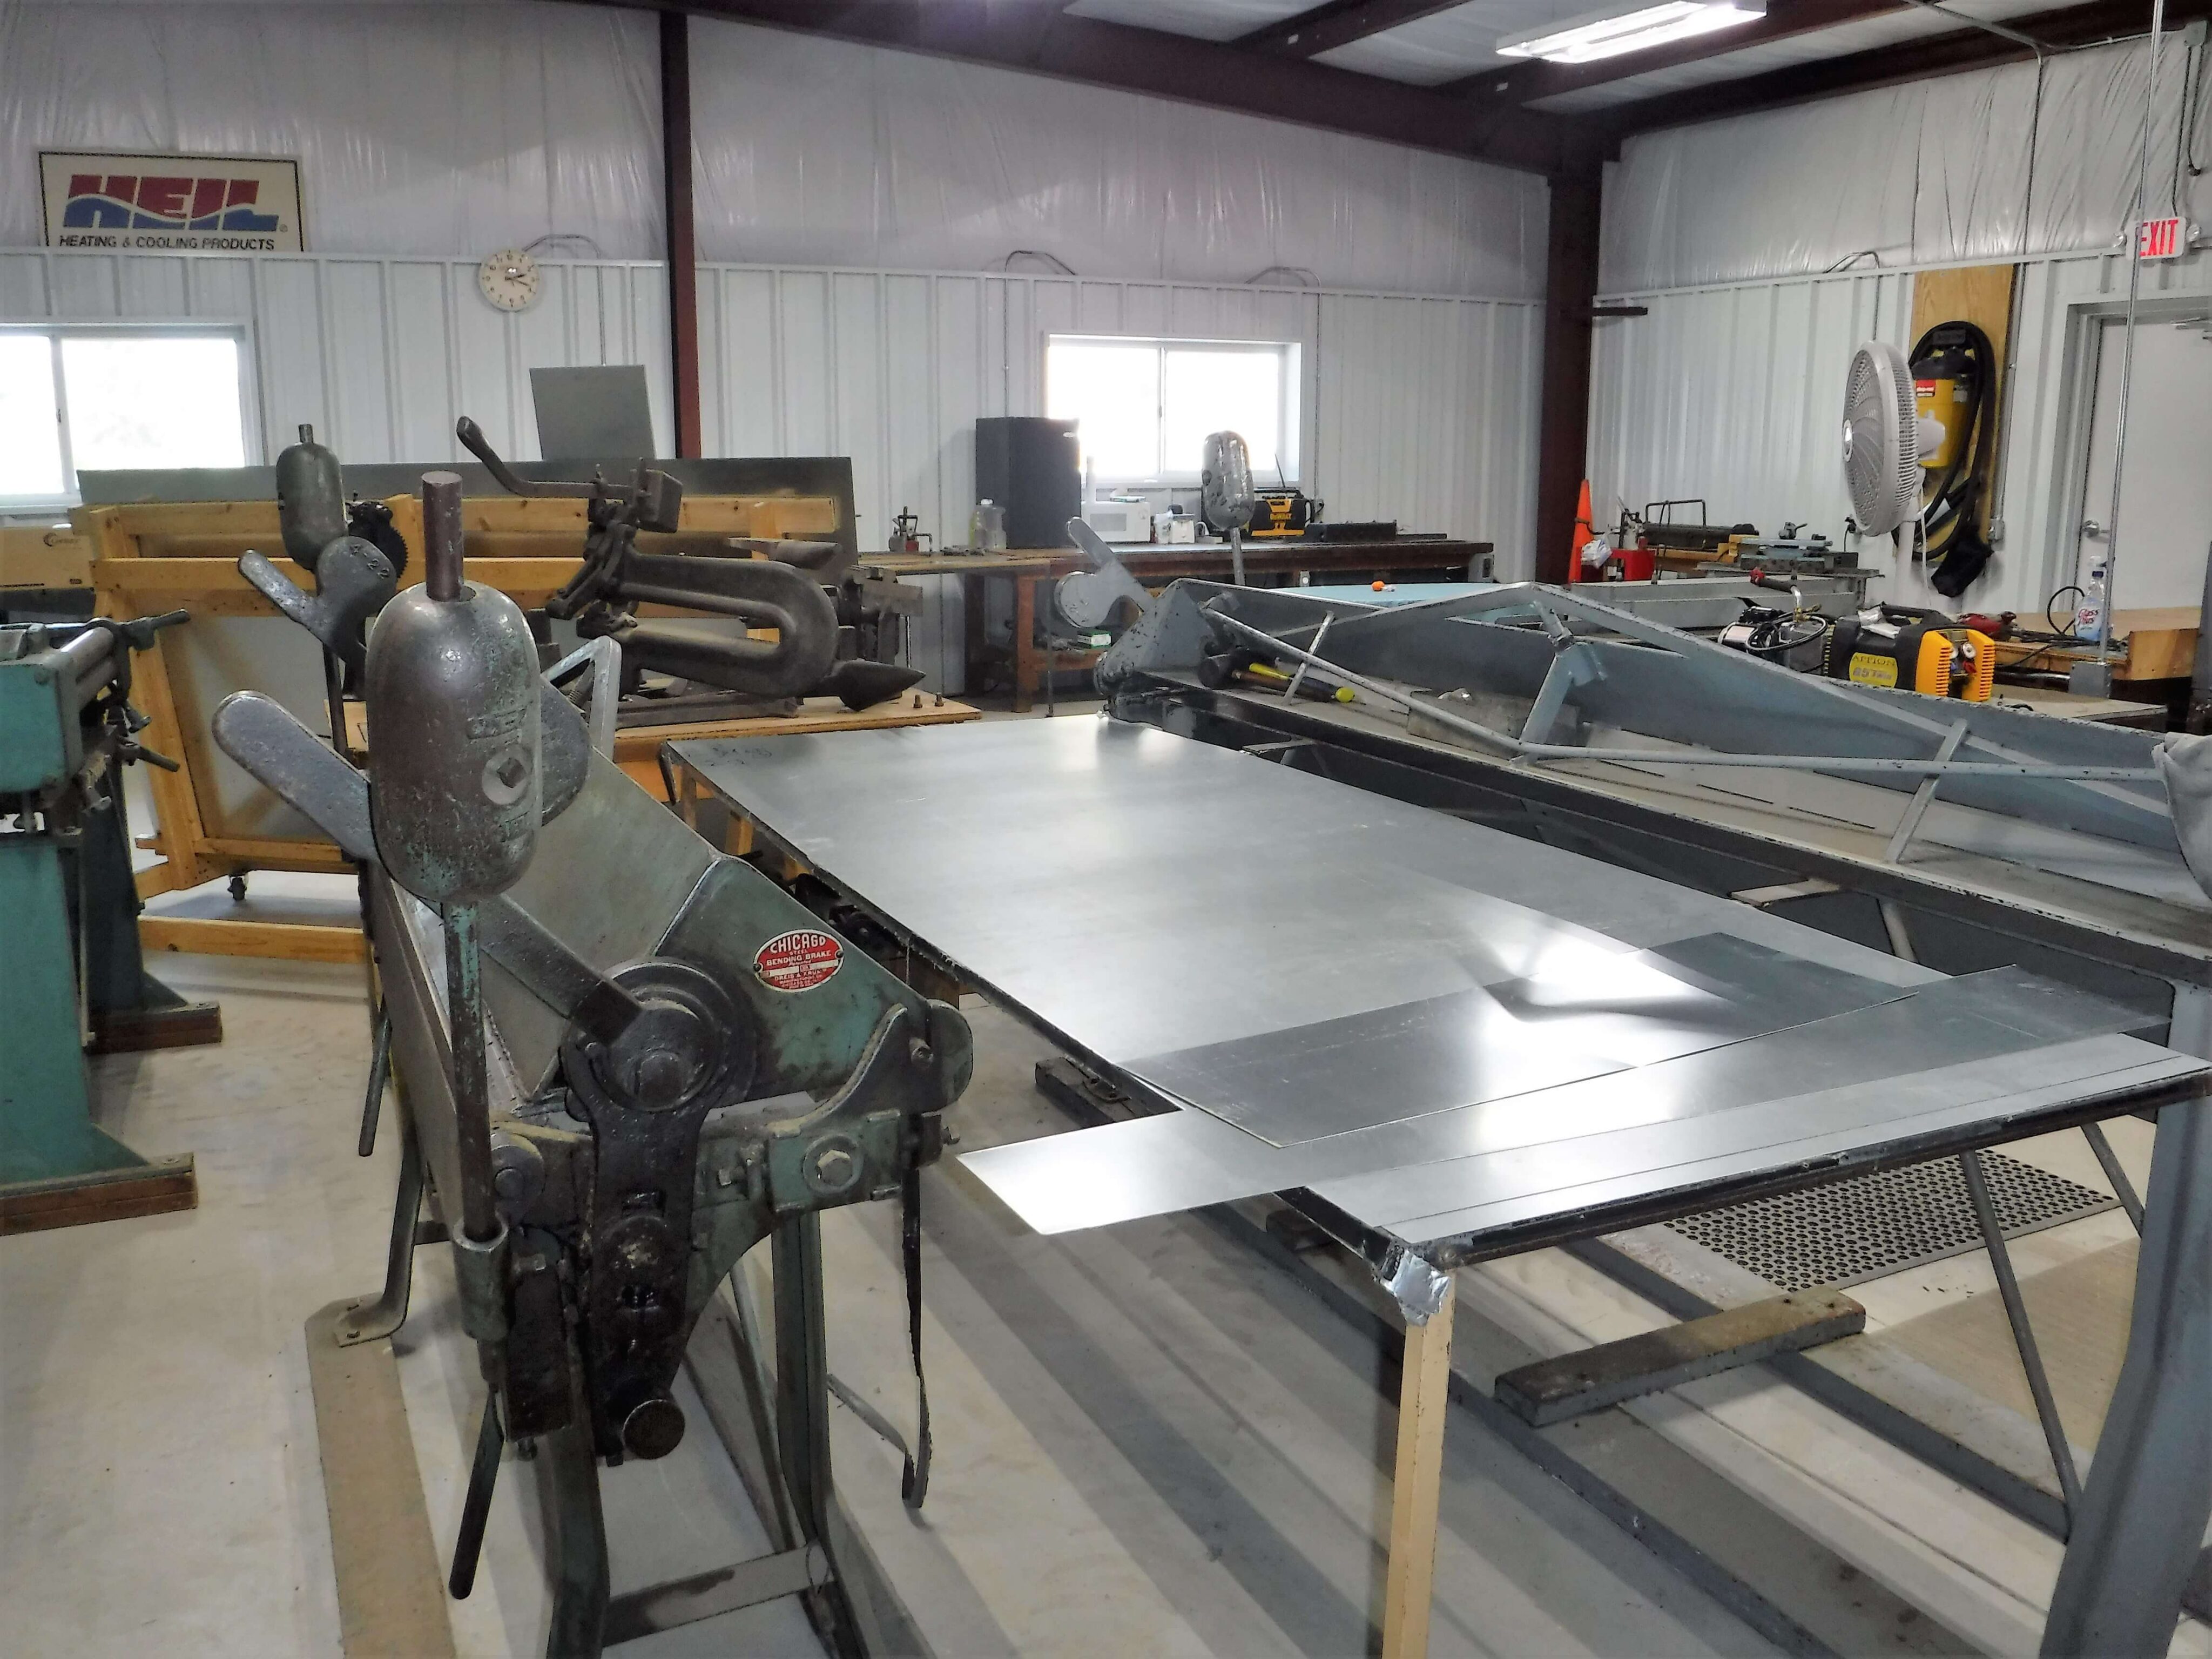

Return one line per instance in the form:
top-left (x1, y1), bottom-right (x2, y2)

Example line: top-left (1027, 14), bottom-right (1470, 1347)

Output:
top-left (1, 827), bottom-right (210, 1236)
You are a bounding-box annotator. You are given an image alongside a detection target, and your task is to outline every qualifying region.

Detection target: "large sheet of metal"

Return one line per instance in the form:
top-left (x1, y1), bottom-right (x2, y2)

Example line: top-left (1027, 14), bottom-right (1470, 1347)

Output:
top-left (674, 720), bottom-right (2206, 1265)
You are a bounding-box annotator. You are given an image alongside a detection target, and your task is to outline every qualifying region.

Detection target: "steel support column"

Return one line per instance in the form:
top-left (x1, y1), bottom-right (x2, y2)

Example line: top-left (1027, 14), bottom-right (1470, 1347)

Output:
top-left (2042, 988), bottom-right (2212, 1656)
top-left (660, 10), bottom-right (702, 460)
top-left (1534, 171), bottom-right (1602, 585)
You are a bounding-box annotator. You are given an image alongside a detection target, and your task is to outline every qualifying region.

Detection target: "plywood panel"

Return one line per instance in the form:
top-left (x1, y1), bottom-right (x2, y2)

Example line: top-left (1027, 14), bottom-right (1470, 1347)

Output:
top-left (1910, 262), bottom-right (2016, 543)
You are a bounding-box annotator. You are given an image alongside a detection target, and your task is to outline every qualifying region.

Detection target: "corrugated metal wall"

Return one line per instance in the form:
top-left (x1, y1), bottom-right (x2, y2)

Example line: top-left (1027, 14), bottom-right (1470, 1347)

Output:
top-left (1588, 253), bottom-right (2212, 619)
top-left (0, 249), bottom-right (673, 471)
top-left (1586, 267), bottom-right (1913, 579)
top-left (3, 248), bottom-right (1538, 688)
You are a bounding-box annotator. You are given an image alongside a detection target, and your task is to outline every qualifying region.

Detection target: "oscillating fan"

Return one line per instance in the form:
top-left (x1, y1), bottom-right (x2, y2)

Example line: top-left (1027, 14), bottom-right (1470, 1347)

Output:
top-left (1840, 340), bottom-right (1922, 536)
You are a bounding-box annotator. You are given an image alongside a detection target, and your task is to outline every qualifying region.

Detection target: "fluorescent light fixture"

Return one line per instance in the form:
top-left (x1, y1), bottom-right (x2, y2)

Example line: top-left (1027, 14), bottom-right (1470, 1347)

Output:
top-left (1496, 1), bottom-right (1765, 64)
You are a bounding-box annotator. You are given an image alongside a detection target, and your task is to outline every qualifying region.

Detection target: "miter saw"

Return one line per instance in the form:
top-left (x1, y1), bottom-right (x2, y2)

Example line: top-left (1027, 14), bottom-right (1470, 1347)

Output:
top-left (214, 471), bottom-right (970, 1656)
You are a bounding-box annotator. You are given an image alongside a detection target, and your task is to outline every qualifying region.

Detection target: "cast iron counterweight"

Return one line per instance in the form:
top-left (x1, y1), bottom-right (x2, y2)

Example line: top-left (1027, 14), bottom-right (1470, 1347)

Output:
top-left (362, 473), bottom-right (542, 1257)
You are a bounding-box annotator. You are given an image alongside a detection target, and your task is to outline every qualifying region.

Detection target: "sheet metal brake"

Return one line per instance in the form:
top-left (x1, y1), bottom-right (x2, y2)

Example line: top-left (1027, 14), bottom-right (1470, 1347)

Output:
top-left (213, 471), bottom-right (970, 1658)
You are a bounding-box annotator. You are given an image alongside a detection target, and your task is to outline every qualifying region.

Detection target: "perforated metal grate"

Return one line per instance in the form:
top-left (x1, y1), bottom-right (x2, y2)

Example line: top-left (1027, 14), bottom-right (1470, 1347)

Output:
top-left (1664, 1152), bottom-right (2117, 1292)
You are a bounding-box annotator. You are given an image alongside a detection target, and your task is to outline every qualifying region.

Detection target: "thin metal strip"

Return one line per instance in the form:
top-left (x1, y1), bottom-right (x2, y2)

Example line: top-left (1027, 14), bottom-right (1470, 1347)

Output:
top-left (960, 1015), bottom-right (2179, 1245)
top-left (1125, 933), bottom-right (1913, 1147)
top-left (1367, 1046), bottom-right (2200, 1251)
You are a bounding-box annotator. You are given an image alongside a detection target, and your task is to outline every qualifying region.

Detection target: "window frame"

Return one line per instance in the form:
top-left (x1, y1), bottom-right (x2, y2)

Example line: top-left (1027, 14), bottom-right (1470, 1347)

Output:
top-left (0, 320), bottom-right (258, 515)
top-left (1044, 333), bottom-right (1303, 490)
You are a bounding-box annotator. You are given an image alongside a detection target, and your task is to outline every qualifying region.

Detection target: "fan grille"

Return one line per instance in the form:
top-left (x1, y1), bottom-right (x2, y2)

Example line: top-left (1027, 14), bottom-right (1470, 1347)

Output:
top-left (1843, 342), bottom-right (1918, 534)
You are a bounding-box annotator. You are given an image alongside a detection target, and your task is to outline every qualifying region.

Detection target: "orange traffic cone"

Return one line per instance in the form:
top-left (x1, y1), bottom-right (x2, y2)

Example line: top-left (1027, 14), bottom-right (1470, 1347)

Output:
top-left (1568, 478), bottom-right (1595, 583)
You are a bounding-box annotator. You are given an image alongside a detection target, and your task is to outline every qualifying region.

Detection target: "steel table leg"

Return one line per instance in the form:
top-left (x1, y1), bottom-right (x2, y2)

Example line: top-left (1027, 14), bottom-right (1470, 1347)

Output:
top-left (2042, 992), bottom-right (2212, 1656)
top-left (772, 1213), bottom-right (833, 1545)
top-left (542, 1418), bottom-right (609, 1659)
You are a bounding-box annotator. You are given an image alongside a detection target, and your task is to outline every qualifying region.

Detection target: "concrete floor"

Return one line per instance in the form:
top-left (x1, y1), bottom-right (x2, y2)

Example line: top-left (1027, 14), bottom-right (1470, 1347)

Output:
top-left (6, 719), bottom-right (2203, 1656)
top-left (1, 945), bottom-right (1759, 1658)
top-left (10, 933), bottom-right (2206, 1657)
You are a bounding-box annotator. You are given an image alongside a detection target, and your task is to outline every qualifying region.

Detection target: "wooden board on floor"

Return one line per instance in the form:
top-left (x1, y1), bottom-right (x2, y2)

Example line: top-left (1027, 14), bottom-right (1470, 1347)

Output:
top-left (1495, 1290), bottom-right (1865, 1426)
top-left (140, 914), bottom-right (366, 965)
top-left (0, 1158), bottom-right (198, 1236)
top-left (304, 1300), bottom-right (457, 1659)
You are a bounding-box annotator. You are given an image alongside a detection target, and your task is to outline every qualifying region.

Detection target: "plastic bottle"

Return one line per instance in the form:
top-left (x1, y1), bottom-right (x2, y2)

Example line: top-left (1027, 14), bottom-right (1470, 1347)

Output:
top-left (2076, 554), bottom-right (2108, 639)
top-left (969, 499), bottom-right (1006, 552)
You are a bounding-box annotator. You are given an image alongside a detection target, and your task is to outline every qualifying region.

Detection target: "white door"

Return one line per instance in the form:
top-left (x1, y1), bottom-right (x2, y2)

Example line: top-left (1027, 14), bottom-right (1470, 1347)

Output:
top-left (2073, 314), bottom-right (2212, 612)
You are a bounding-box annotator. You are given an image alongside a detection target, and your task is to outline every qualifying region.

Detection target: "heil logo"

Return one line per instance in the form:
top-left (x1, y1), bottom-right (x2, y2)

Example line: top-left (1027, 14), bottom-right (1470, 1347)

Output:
top-left (61, 173), bottom-right (281, 233)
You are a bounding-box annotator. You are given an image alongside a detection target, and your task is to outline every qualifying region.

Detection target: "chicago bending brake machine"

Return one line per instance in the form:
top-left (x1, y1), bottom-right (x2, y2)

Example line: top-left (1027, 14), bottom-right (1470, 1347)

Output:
top-left (214, 471), bottom-right (970, 1654)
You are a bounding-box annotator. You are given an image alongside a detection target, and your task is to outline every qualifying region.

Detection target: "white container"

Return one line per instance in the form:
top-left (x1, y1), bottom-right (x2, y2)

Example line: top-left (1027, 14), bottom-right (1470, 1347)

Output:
top-left (969, 499), bottom-right (1007, 551)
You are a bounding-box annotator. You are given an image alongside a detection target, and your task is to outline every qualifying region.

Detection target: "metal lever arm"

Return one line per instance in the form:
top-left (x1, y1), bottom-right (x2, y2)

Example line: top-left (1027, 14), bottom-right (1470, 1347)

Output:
top-left (210, 692), bottom-right (640, 1042)
top-left (238, 539), bottom-right (396, 675)
top-left (1055, 518), bottom-right (1152, 633)
top-left (455, 415), bottom-right (597, 500)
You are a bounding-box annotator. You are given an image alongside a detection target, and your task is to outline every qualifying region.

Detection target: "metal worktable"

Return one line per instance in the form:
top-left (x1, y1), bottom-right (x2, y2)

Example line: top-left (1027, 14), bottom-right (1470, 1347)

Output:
top-left (675, 717), bottom-right (2212, 1658)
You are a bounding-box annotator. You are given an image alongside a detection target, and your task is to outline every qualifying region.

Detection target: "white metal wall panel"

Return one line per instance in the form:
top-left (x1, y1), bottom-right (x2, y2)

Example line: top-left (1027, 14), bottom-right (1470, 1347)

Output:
top-left (1587, 252), bottom-right (2212, 618)
top-left (0, 249), bottom-right (668, 469)
top-left (1587, 269), bottom-right (1912, 590)
top-left (696, 266), bottom-right (1540, 685)
top-left (2, 248), bottom-right (1539, 690)
top-left (1600, 32), bottom-right (2203, 291)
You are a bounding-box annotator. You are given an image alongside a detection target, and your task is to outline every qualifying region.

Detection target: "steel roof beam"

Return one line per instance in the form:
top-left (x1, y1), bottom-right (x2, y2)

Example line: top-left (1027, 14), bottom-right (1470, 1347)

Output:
top-left (1596, 0), bottom-right (2212, 137)
top-left (578, 0), bottom-right (1595, 173)
top-left (1237, 1), bottom-right (1470, 58)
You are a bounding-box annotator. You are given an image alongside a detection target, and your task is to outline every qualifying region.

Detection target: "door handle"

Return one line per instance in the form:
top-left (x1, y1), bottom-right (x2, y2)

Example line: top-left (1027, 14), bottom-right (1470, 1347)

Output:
top-left (2081, 519), bottom-right (2107, 538)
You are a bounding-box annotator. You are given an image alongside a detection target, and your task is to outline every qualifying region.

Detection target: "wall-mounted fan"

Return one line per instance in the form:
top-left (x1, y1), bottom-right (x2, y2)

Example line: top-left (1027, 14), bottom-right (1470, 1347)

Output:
top-left (1840, 340), bottom-right (1922, 537)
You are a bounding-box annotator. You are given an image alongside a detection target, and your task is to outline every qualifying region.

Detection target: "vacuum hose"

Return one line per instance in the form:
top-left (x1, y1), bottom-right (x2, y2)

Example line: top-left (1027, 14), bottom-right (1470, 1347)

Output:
top-left (1910, 320), bottom-right (1999, 597)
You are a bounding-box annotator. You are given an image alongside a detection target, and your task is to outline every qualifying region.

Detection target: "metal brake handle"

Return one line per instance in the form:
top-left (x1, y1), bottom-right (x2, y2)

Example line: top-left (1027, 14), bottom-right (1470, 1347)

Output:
top-left (454, 416), bottom-right (598, 501)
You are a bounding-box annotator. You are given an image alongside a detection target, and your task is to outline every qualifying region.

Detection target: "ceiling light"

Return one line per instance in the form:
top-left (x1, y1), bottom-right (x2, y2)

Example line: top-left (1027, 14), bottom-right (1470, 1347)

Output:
top-left (1496, 1), bottom-right (1766, 65)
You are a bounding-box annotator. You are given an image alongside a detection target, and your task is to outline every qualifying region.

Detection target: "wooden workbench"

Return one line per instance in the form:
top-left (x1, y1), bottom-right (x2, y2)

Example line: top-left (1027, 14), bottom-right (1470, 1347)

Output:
top-left (862, 537), bottom-right (1494, 711)
top-left (1992, 606), bottom-right (2200, 684)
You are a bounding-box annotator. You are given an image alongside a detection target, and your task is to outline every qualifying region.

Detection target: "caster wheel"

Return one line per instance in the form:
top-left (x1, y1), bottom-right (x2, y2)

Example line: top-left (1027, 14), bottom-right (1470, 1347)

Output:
top-left (227, 874), bottom-right (248, 902)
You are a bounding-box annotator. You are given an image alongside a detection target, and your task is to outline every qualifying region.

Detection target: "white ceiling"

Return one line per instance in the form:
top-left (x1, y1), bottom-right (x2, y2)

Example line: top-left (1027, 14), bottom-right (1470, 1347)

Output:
top-left (1061, 0), bottom-right (2073, 109)
top-left (1063, 0), bottom-right (1316, 42)
top-left (1528, 0), bottom-right (2062, 110)
top-left (1317, 1), bottom-right (1593, 84)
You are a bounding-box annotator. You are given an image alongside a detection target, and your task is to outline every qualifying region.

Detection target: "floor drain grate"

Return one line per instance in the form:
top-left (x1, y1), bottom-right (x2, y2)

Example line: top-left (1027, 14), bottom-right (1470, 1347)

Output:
top-left (1663, 1151), bottom-right (2117, 1292)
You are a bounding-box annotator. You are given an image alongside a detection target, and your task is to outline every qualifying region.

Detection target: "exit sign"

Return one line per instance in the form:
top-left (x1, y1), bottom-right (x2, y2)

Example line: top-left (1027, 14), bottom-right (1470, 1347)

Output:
top-left (2137, 216), bottom-right (2191, 259)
